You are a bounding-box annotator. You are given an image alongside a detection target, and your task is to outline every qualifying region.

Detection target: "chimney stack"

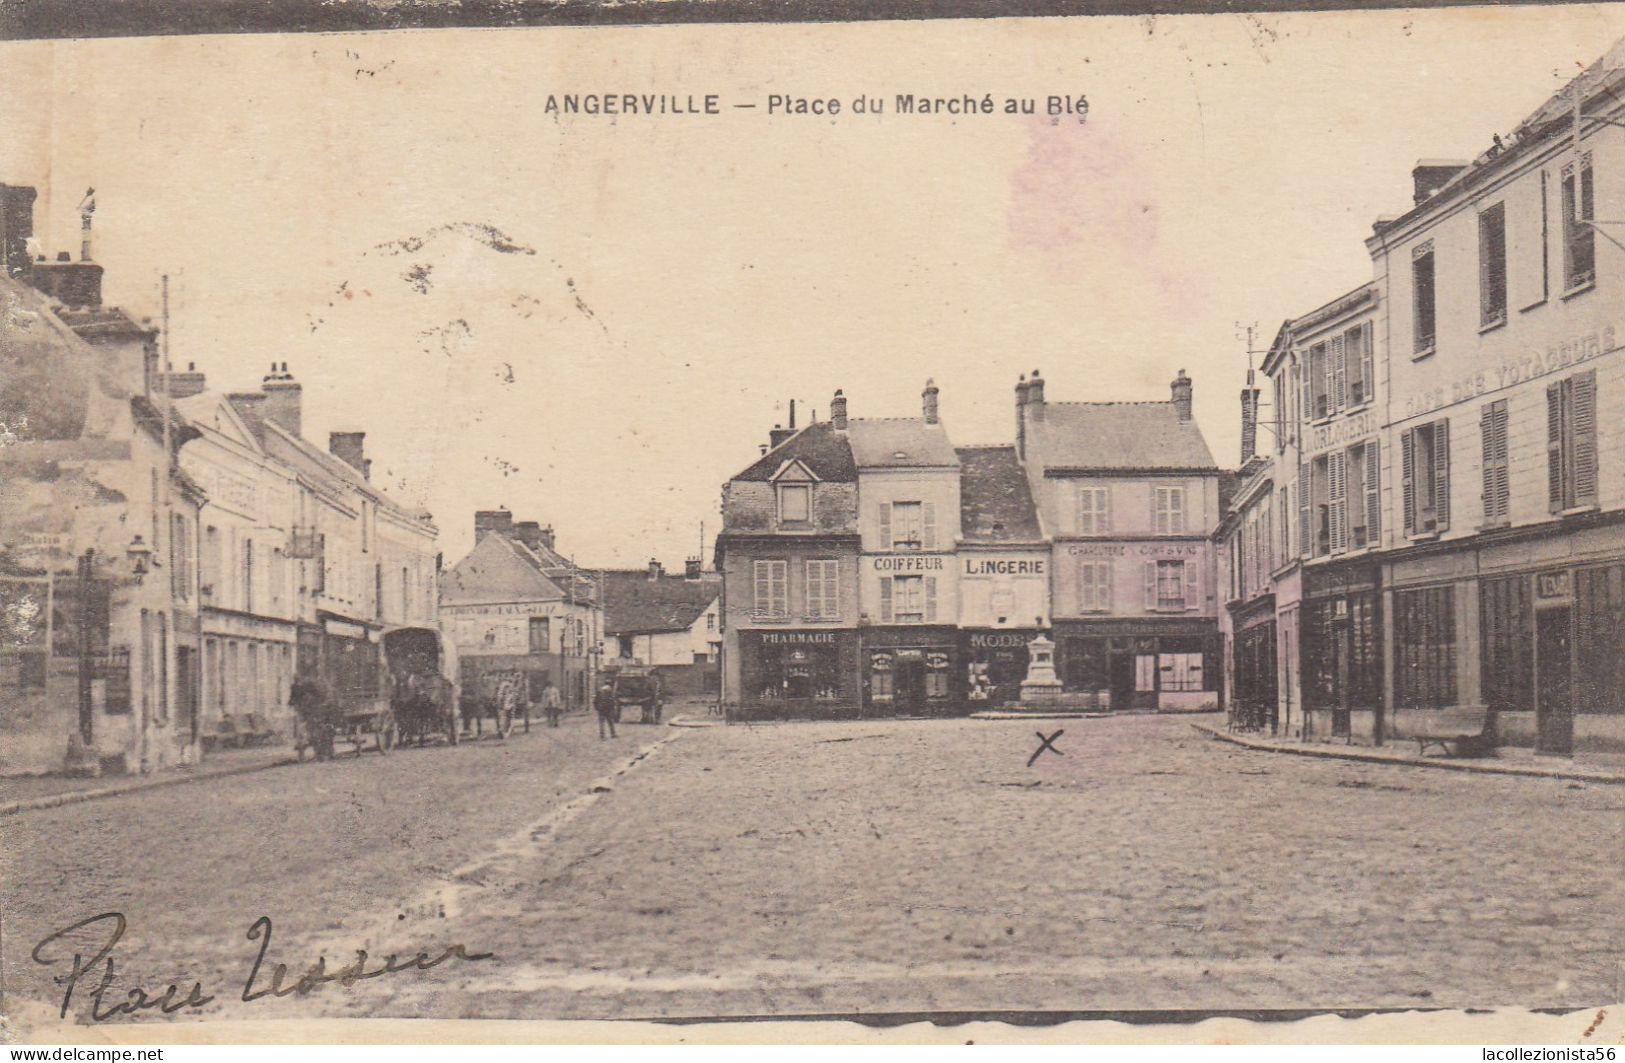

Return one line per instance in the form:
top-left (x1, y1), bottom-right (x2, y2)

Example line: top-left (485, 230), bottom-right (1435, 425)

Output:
top-left (1015, 374), bottom-right (1029, 460)
top-left (165, 361), bottom-right (208, 400)
top-left (922, 378), bottom-right (939, 425)
top-left (540, 524), bottom-right (556, 551)
top-left (329, 430), bottom-right (368, 479)
top-left (1239, 370), bottom-right (1260, 464)
top-left (769, 423), bottom-right (795, 449)
top-left (830, 389), bottom-right (848, 431)
top-left (685, 557), bottom-right (702, 580)
top-left (1412, 159), bottom-right (1469, 205)
top-left (1027, 369), bottom-right (1045, 419)
top-left (1171, 369), bottom-right (1193, 422)
top-left (474, 508), bottom-right (514, 538)
top-left (262, 362), bottom-right (302, 437)
top-left (0, 184), bottom-right (37, 283)
top-left (648, 558), bottom-right (664, 581)
top-left (513, 520), bottom-right (545, 554)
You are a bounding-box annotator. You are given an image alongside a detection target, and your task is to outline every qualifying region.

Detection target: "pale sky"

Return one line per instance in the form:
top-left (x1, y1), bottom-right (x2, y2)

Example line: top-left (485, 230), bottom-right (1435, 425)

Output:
top-left (4, 9), bottom-right (1623, 567)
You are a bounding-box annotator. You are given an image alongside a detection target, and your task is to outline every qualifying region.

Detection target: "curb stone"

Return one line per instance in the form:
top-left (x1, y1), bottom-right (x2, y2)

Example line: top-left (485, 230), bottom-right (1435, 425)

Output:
top-left (0, 754), bottom-right (299, 817)
top-left (1192, 722), bottom-right (1625, 785)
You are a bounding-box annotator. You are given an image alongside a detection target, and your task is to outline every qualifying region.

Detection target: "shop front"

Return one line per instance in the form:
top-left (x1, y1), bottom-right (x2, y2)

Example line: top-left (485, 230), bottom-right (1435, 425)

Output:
top-left (862, 626), bottom-right (960, 716)
top-left (1054, 618), bottom-right (1220, 712)
top-left (1475, 522), bottom-right (1625, 755)
top-left (737, 629), bottom-right (860, 718)
top-left (1228, 595), bottom-right (1278, 733)
top-left (1300, 559), bottom-right (1382, 742)
top-left (960, 629), bottom-right (1038, 707)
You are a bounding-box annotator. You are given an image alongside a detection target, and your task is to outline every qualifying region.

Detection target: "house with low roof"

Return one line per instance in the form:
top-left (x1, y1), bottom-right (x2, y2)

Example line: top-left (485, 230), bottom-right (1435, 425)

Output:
top-left (601, 558), bottom-right (721, 696)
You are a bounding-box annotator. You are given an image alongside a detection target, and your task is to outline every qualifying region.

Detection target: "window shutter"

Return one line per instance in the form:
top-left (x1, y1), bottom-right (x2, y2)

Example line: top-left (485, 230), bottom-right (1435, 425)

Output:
top-left (878, 502), bottom-right (892, 548)
top-left (1102, 487), bottom-right (1112, 533)
top-left (1327, 450), bottom-right (1347, 554)
top-left (1364, 438), bottom-right (1381, 546)
top-left (1075, 486), bottom-right (1088, 533)
top-left (1330, 335), bottom-right (1347, 414)
top-left (1297, 468), bottom-right (1311, 558)
top-left (1183, 560), bottom-right (1198, 611)
top-left (1300, 353), bottom-right (1314, 423)
top-left (1151, 488), bottom-right (1161, 534)
top-left (1171, 488), bottom-right (1184, 533)
top-left (1359, 325), bottom-right (1374, 404)
top-left (879, 577), bottom-right (893, 623)
top-left (1548, 382), bottom-right (1566, 512)
top-left (1432, 418), bottom-right (1451, 530)
top-left (1144, 561), bottom-right (1158, 610)
top-left (925, 577), bottom-right (938, 621)
top-left (1572, 370), bottom-right (1598, 504)
top-left (1101, 561), bottom-right (1113, 611)
top-left (1401, 430), bottom-right (1416, 534)
top-left (922, 502), bottom-right (937, 550)
top-left (753, 560), bottom-right (768, 613)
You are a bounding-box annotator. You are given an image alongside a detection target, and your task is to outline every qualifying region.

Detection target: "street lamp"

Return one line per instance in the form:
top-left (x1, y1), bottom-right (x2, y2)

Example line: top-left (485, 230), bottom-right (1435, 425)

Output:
top-left (125, 534), bottom-right (152, 583)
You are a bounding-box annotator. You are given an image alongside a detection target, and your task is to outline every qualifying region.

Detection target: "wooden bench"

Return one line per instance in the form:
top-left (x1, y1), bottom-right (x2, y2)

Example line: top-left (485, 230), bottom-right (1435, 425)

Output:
top-left (1396, 705), bottom-right (1495, 758)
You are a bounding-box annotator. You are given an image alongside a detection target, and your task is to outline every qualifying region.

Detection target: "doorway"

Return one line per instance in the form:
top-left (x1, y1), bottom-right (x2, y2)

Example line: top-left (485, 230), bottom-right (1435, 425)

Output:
top-left (1109, 652), bottom-right (1135, 711)
top-left (176, 646), bottom-right (199, 744)
top-left (1535, 606), bottom-right (1574, 756)
top-left (895, 656), bottom-right (926, 715)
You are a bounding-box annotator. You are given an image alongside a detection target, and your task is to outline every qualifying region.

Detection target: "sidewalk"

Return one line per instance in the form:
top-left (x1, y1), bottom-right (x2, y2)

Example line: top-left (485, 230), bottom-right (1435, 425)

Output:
top-left (1, 743), bottom-right (297, 816)
top-left (1193, 721), bottom-right (1625, 784)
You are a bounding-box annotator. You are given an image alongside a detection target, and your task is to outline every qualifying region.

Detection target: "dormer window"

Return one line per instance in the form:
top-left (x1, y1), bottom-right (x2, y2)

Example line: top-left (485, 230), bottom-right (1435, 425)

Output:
top-left (779, 484), bottom-right (811, 524)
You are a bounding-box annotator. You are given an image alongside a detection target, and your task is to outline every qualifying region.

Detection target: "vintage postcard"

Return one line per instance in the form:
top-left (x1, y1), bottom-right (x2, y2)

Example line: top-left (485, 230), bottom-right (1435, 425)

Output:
top-left (2, 1), bottom-right (1625, 1046)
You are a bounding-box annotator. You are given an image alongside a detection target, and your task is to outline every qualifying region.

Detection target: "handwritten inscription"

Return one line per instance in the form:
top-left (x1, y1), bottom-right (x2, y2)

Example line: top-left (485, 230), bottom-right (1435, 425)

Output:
top-left (32, 912), bottom-right (494, 1023)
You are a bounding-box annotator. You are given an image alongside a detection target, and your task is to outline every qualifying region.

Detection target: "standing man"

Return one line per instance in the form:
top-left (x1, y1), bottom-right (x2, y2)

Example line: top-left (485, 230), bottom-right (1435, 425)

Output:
top-left (541, 679), bottom-right (563, 729)
top-left (594, 679), bottom-right (618, 739)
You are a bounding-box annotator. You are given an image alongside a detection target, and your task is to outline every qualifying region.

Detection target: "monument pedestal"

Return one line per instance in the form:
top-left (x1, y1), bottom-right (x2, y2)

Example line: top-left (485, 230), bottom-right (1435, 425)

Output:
top-left (1018, 633), bottom-right (1065, 703)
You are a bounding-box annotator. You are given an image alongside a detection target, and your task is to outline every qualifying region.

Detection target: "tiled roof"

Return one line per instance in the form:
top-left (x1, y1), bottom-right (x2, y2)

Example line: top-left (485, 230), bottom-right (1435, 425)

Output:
top-left (600, 569), bottom-right (720, 635)
top-left (732, 421), bottom-right (856, 482)
top-left (847, 417), bottom-right (959, 468)
top-left (957, 446), bottom-right (1042, 544)
top-left (441, 533), bottom-right (564, 606)
top-left (1029, 402), bottom-right (1217, 471)
top-left (258, 418), bottom-right (431, 525)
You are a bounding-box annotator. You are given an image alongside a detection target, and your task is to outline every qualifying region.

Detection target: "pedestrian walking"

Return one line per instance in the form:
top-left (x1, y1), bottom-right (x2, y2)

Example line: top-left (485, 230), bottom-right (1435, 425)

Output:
top-left (541, 680), bottom-right (563, 729)
top-left (594, 680), bottom-right (618, 739)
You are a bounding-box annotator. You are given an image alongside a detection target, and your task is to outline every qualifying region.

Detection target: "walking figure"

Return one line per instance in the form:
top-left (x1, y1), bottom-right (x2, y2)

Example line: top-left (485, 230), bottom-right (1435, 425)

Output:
top-left (541, 680), bottom-right (563, 729)
top-left (594, 680), bottom-right (618, 739)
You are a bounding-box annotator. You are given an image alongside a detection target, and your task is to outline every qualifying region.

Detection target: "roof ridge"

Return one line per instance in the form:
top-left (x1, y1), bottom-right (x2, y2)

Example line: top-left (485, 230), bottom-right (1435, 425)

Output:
top-left (850, 415), bottom-right (935, 424)
top-left (956, 443), bottom-right (1015, 451)
top-left (1046, 400), bottom-right (1172, 408)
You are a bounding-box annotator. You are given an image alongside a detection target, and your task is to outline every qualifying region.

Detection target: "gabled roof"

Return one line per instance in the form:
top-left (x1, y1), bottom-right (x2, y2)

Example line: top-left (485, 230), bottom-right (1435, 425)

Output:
top-left (175, 391), bottom-right (264, 455)
top-left (510, 536), bottom-right (598, 605)
top-left (441, 532), bottom-right (565, 606)
top-left (1029, 402), bottom-right (1217, 472)
top-left (257, 418), bottom-right (432, 526)
top-left (732, 421), bottom-right (856, 482)
top-left (957, 446), bottom-right (1043, 544)
top-left (847, 417), bottom-right (959, 468)
top-left (600, 570), bottom-right (720, 635)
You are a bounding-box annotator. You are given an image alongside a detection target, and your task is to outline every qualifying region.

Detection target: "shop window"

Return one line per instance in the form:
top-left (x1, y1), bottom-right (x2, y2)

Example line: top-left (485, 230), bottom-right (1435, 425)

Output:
top-left (1480, 575), bottom-right (1533, 715)
top-left (1481, 399), bottom-right (1511, 526)
top-left (1075, 486), bottom-right (1110, 534)
top-left (1575, 564), bottom-right (1625, 715)
top-left (1134, 654), bottom-right (1157, 693)
top-left (778, 484), bottom-right (810, 525)
top-left (1479, 201), bottom-right (1508, 327)
top-left (752, 559), bottom-right (788, 620)
top-left (1395, 585), bottom-right (1456, 710)
top-left (1562, 153), bottom-right (1595, 292)
top-left (1401, 419), bottom-right (1451, 535)
top-left (1413, 242), bottom-right (1437, 356)
top-left (1152, 486), bottom-right (1185, 534)
top-left (1547, 370), bottom-right (1598, 512)
top-left (1158, 652), bottom-right (1204, 692)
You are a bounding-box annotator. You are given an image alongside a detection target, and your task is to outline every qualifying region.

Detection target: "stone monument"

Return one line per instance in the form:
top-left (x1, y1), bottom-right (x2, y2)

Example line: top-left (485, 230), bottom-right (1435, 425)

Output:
top-left (1018, 632), bottom-right (1065, 703)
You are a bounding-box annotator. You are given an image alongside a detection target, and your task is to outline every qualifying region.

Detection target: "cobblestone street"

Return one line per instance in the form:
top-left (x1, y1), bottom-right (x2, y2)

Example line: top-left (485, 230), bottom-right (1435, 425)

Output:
top-left (5, 714), bottom-right (1621, 1029)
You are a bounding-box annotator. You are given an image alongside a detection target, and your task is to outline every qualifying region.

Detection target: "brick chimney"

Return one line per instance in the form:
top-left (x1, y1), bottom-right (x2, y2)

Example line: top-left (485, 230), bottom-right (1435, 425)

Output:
top-left (165, 362), bottom-right (207, 400)
top-left (830, 389), bottom-right (848, 431)
top-left (513, 520), bottom-right (545, 554)
top-left (329, 430), bottom-right (369, 480)
top-left (32, 251), bottom-right (103, 309)
top-left (540, 524), bottom-right (556, 550)
top-left (1239, 370), bottom-right (1260, 464)
top-left (769, 423), bottom-right (794, 449)
top-left (685, 556), bottom-right (702, 580)
top-left (1170, 369), bottom-right (1193, 422)
top-left (0, 184), bottom-right (37, 283)
top-left (648, 558), bottom-right (664, 581)
top-left (1015, 374), bottom-right (1029, 460)
top-left (1412, 159), bottom-right (1469, 205)
top-left (1027, 369), bottom-right (1045, 419)
top-left (474, 508), bottom-right (513, 538)
top-left (922, 378), bottom-right (939, 425)
top-left (262, 362), bottom-right (302, 437)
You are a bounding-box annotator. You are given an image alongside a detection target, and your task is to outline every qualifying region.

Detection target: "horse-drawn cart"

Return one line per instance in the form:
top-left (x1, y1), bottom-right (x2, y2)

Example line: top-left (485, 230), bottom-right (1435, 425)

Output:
top-left (292, 701), bottom-right (398, 760)
top-left (384, 627), bottom-right (460, 748)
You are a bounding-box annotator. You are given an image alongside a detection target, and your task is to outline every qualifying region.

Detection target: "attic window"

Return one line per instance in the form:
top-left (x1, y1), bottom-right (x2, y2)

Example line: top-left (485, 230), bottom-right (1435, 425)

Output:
top-left (779, 483), bottom-right (810, 524)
